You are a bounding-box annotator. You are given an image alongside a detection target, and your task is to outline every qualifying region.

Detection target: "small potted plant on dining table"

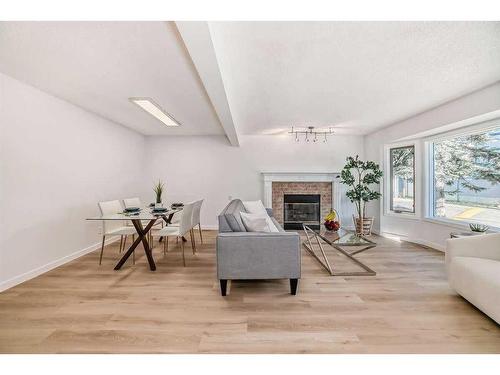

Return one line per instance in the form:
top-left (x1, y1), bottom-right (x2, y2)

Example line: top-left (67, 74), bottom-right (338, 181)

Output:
top-left (340, 155), bottom-right (383, 235)
top-left (153, 180), bottom-right (165, 208)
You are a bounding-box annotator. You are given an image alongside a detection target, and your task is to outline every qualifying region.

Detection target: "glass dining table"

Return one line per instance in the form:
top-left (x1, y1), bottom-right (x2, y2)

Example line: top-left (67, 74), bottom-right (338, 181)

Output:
top-left (86, 207), bottom-right (181, 271)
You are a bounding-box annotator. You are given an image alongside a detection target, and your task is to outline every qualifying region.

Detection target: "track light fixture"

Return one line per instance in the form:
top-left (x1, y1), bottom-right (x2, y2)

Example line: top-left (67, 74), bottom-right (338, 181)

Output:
top-left (289, 126), bottom-right (334, 143)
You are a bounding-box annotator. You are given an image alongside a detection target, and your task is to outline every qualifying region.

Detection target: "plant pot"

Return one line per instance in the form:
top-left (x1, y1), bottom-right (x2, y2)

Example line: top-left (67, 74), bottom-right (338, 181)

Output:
top-left (155, 202), bottom-right (163, 209)
top-left (353, 216), bottom-right (374, 235)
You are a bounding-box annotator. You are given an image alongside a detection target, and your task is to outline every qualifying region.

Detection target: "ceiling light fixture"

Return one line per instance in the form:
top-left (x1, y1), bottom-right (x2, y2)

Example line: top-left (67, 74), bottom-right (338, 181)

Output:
top-left (129, 97), bottom-right (181, 127)
top-left (289, 126), bottom-right (334, 143)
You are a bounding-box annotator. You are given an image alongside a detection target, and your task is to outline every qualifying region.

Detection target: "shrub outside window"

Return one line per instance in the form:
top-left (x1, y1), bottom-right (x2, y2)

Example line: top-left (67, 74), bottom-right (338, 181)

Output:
top-left (430, 126), bottom-right (500, 228)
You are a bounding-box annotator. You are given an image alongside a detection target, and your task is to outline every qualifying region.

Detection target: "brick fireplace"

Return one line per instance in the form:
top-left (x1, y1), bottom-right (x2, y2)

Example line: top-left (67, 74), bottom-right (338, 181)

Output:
top-left (272, 181), bottom-right (332, 227)
top-left (262, 172), bottom-right (353, 230)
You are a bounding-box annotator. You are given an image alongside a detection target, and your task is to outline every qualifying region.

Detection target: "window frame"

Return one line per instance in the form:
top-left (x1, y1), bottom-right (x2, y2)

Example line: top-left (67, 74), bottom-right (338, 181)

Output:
top-left (383, 141), bottom-right (420, 219)
top-left (423, 119), bottom-right (500, 229)
top-left (389, 145), bottom-right (416, 214)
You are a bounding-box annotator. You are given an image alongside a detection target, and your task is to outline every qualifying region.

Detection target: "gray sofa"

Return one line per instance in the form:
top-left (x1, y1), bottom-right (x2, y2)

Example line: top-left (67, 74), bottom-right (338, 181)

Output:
top-left (216, 199), bottom-right (301, 296)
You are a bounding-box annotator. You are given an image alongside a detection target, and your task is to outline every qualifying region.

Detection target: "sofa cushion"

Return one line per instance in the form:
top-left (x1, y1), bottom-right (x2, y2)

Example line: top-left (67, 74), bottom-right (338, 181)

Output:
top-left (243, 200), bottom-right (268, 216)
top-left (242, 200), bottom-right (281, 232)
top-left (218, 215), bottom-right (232, 233)
top-left (240, 212), bottom-right (271, 232)
top-left (270, 216), bottom-right (284, 232)
top-left (449, 256), bottom-right (500, 324)
top-left (218, 199), bottom-right (284, 233)
top-left (240, 212), bottom-right (281, 233)
top-left (221, 199), bottom-right (247, 232)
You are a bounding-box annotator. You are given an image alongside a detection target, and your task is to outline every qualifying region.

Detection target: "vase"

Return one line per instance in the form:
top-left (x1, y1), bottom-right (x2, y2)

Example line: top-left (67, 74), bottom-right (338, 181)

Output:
top-left (353, 216), bottom-right (374, 235)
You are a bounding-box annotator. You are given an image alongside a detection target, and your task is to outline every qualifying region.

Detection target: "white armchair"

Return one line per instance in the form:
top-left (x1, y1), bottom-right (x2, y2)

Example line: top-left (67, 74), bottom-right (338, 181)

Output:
top-left (446, 233), bottom-right (500, 323)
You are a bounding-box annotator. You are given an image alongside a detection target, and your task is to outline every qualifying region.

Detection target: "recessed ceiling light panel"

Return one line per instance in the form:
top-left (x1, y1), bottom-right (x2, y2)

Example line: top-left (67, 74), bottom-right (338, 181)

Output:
top-left (129, 97), bottom-right (180, 127)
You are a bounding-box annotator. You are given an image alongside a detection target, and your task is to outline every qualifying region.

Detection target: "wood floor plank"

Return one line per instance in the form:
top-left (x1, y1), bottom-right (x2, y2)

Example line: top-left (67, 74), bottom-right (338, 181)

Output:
top-left (0, 230), bottom-right (498, 353)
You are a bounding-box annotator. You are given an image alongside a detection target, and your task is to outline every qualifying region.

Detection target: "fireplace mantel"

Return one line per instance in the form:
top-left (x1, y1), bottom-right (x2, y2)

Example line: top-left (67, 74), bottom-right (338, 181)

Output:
top-left (262, 171), bottom-right (340, 210)
top-left (262, 172), bottom-right (338, 182)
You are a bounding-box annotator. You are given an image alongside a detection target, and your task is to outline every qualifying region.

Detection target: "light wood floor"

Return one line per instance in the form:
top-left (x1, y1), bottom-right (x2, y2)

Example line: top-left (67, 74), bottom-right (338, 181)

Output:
top-left (0, 230), bottom-right (498, 353)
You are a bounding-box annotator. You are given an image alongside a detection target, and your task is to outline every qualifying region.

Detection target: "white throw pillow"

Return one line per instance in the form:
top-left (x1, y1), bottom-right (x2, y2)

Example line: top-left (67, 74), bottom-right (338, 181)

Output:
top-left (243, 200), bottom-right (280, 232)
top-left (240, 212), bottom-right (271, 232)
top-left (264, 216), bottom-right (280, 232)
top-left (243, 200), bottom-right (268, 216)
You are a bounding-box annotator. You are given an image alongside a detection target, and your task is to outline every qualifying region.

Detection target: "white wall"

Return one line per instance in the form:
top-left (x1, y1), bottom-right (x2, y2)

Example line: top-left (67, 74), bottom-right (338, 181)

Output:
top-left (4, 66), bottom-right (496, 290)
top-left (0, 73), bottom-right (147, 290)
top-left (143, 134), bottom-right (364, 228)
top-left (364, 81), bottom-right (500, 250)
top-left (0, 73), bottom-right (364, 290)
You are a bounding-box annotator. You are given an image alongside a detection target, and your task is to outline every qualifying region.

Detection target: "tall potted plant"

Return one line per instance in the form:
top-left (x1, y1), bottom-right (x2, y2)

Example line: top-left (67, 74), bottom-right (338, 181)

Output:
top-left (153, 180), bottom-right (165, 207)
top-left (340, 155), bottom-right (382, 235)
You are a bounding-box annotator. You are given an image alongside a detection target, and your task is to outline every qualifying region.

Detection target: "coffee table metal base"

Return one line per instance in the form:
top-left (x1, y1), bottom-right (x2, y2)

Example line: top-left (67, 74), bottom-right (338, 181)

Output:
top-left (303, 226), bottom-right (376, 276)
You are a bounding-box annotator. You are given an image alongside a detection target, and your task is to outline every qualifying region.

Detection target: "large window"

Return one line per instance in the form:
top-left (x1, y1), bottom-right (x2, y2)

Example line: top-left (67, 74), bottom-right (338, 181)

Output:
top-left (430, 126), bottom-right (500, 228)
top-left (389, 145), bottom-right (415, 213)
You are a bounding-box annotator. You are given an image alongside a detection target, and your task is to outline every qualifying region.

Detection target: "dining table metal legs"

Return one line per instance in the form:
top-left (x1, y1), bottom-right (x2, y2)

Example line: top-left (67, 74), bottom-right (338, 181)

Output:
top-left (114, 219), bottom-right (157, 271)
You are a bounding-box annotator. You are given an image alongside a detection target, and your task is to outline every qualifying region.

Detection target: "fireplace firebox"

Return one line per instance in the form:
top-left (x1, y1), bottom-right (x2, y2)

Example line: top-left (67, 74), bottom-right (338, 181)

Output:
top-left (283, 194), bottom-right (321, 230)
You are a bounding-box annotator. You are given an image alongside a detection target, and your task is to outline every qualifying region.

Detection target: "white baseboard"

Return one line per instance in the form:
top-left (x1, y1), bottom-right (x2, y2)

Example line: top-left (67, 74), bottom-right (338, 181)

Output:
top-left (376, 230), bottom-right (445, 252)
top-left (0, 237), bottom-right (119, 292)
top-left (408, 238), bottom-right (445, 252)
top-left (201, 224), bottom-right (218, 231)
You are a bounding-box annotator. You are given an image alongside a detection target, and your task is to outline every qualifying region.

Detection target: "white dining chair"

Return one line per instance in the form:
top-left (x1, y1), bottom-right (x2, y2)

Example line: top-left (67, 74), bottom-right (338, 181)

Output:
top-left (123, 197), bottom-right (162, 245)
top-left (123, 197), bottom-right (142, 209)
top-left (152, 201), bottom-right (196, 267)
top-left (166, 202), bottom-right (197, 251)
top-left (168, 208), bottom-right (182, 226)
top-left (98, 200), bottom-right (137, 265)
top-left (192, 199), bottom-right (204, 244)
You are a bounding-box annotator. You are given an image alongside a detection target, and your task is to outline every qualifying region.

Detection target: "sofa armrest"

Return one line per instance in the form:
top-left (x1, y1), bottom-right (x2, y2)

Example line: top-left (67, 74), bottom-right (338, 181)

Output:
top-left (445, 233), bottom-right (500, 273)
top-left (216, 232), bottom-right (301, 280)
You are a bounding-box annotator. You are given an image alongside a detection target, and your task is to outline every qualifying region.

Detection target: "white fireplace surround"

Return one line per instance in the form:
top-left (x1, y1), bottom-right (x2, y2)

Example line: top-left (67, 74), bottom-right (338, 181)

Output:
top-left (261, 172), bottom-right (356, 229)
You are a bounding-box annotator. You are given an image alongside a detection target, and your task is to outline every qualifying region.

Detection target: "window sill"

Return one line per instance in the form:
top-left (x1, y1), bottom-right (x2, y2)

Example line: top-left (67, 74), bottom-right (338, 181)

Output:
top-left (422, 217), bottom-right (500, 232)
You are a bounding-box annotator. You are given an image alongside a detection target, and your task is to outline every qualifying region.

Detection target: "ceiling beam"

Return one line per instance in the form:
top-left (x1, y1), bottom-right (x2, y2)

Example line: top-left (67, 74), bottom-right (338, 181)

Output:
top-left (175, 21), bottom-right (240, 146)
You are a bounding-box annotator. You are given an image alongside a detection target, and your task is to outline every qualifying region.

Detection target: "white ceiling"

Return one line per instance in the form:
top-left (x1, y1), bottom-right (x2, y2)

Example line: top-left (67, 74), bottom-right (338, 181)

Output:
top-left (209, 21), bottom-right (500, 135)
top-left (0, 22), bottom-right (224, 135)
top-left (1, 22), bottom-right (499, 138)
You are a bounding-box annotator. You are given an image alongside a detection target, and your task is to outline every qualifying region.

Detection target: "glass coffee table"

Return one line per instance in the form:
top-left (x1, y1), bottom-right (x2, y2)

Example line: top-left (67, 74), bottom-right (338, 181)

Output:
top-left (302, 225), bottom-right (377, 276)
